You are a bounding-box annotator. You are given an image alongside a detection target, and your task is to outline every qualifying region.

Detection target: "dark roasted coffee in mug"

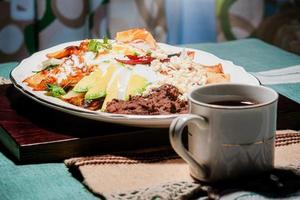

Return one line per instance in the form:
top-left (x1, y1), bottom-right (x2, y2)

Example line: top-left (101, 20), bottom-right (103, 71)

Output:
top-left (169, 84), bottom-right (278, 182)
top-left (209, 99), bottom-right (258, 106)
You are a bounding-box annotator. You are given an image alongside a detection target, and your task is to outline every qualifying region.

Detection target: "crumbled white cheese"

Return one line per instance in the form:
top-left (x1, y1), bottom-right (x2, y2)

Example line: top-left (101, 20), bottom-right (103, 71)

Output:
top-left (71, 55), bottom-right (84, 68)
top-left (144, 50), bottom-right (207, 99)
top-left (64, 64), bottom-right (73, 75)
top-left (56, 72), bottom-right (68, 84)
top-left (83, 52), bottom-right (95, 62)
top-left (151, 48), bottom-right (168, 60)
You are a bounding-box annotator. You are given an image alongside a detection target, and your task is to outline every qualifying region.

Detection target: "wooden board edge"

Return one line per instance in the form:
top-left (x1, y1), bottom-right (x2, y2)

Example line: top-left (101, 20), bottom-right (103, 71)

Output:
top-left (19, 128), bottom-right (170, 163)
top-left (0, 127), bottom-right (20, 161)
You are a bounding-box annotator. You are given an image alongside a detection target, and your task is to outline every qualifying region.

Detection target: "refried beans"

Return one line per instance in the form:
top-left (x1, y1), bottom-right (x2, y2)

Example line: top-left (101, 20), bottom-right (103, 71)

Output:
top-left (105, 84), bottom-right (188, 115)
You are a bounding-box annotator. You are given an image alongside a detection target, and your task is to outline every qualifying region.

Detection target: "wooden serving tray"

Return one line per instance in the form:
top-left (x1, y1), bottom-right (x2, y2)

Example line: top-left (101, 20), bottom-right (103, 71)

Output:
top-left (0, 85), bottom-right (169, 163)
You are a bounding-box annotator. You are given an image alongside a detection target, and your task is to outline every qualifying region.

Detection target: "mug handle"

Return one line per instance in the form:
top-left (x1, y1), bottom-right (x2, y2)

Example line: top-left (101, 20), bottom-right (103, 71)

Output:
top-left (169, 114), bottom-right (209, 179)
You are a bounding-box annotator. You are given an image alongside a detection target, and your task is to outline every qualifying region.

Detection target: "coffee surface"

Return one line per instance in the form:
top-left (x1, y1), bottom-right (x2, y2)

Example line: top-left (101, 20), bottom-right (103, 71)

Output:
top-left (209, 99), bottom-right (258, 106)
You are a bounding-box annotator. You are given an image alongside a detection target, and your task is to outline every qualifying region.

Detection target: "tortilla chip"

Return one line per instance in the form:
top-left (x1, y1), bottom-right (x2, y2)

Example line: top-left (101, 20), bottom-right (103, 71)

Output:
top-left (115, 28), bottom-right (157, 48)
top-left (206, 72), bottom-right (230, 84)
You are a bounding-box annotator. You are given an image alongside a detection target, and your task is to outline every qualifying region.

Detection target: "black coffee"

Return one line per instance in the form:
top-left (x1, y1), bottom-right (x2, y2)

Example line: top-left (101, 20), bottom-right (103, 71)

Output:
top-left (209, 99), bottom-right (258, 106)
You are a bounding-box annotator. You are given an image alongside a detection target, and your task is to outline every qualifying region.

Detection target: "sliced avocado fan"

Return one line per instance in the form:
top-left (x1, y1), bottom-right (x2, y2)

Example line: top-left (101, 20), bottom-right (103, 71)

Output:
top-left (85, 64), bottom-right (118, 100)
top-left (73, 69), bottom-right (102, 93)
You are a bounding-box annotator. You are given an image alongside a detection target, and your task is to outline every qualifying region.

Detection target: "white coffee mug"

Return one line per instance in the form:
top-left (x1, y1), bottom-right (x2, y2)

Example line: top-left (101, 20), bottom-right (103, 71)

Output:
top-left (169, 84), bottom-right (278, 182)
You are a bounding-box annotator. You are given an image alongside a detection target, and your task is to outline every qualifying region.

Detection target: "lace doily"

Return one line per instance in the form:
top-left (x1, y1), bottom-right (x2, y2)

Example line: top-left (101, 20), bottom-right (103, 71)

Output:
top-left (109, 181), bottom-right (209, 200)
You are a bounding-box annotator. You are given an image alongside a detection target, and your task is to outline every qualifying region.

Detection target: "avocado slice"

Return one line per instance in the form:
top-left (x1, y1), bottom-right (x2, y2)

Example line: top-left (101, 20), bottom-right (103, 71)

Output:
top-left (85, 64), bottom-right (117, 100)
top-left (101, 71), bottom-right (121, 111)
top-left (72, 70), bottom-right (102, 93)
top-left (125, 74), bottom-right (149, 100)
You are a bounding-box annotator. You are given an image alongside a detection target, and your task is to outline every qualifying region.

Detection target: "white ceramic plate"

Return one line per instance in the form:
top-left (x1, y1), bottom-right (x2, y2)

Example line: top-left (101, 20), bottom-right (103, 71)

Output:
top-left (10, 41), bottom-right (259, 128)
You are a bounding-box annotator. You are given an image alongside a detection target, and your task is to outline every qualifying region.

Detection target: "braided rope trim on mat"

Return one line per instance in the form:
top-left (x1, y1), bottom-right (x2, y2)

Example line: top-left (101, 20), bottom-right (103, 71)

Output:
top-left (66, 149), bottom-right (180, 167)
top-left (276, 132), bottom-right (300, 147)
top-left (66, 131), bottom-right (300, 167)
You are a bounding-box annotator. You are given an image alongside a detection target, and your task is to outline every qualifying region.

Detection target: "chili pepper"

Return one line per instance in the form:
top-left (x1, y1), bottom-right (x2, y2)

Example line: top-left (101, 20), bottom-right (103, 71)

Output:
top-left (126, 55), bottom-right (139, 60)
top-left (115, 55), bottom-right (155, 65)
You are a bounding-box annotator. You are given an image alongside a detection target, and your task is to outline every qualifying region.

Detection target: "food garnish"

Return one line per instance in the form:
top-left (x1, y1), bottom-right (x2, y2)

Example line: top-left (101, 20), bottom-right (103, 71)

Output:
top-left (88, 37), bottom-right (112, 52)
top-left (46, 84), bottom-right (66, 97)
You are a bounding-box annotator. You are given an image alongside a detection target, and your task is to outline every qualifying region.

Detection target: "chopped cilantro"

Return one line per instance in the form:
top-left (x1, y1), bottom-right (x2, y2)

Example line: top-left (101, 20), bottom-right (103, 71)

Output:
top-left (32, 64), bottom-right (58, 73)
top-left (103, 36), bottom-right (109, 44)
top-left (88, 39), bottom-right (99, 52)
top-left (88, 37), bottom-right (112, 52)
top-left (46, 84), bottom-right (66, 97)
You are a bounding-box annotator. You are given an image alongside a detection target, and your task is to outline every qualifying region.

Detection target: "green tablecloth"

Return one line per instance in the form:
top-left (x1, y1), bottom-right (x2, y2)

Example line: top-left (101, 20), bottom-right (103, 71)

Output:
top-left (0, 39), bottom-right (300, 200)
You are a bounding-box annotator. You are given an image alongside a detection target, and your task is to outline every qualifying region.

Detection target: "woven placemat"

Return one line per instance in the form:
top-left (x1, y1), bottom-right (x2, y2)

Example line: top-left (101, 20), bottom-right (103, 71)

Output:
top-left (65, 130), bottom-right (300, 200)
